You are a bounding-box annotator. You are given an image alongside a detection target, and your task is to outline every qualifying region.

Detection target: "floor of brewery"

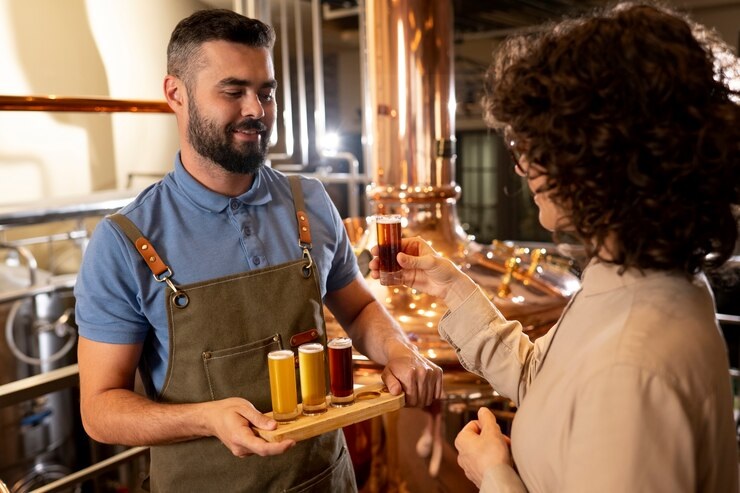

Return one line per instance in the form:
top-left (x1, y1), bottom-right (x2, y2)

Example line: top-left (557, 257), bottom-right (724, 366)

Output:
top-left (356, 406), bottom-right (478, 493)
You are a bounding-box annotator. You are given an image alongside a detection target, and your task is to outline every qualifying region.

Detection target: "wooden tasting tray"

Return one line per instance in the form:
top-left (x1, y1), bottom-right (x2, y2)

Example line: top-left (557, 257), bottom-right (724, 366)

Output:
top-left (254, 383), bottom-right (405, 442)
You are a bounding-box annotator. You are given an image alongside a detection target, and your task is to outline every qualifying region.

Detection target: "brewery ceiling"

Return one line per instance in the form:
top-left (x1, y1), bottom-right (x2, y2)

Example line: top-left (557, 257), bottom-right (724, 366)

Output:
top-left (452, 0), bottom-right (608, 34)
top-left (320, 0), bottom-right (610, 35)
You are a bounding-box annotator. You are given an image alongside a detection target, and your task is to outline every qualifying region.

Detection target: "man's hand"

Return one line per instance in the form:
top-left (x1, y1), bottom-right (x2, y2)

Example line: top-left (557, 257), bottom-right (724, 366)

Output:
top-left (204, 397), bottom-right (296, 457)
top-left (381, 341), bottom-right (443, 407)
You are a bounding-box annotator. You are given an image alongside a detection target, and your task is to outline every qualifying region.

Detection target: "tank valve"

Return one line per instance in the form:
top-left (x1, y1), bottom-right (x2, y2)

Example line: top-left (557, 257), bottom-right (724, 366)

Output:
top-left (497, 256), bottom-right (520, 298)
top-left (523, 248), bottom-right (544, 286)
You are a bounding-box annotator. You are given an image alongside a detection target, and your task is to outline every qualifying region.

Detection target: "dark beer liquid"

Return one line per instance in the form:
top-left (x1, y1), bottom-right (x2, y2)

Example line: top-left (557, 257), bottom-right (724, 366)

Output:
top-left (376, 220), bottom-right (402, 273)
top-left (328, 342), bottom-right (353, 398)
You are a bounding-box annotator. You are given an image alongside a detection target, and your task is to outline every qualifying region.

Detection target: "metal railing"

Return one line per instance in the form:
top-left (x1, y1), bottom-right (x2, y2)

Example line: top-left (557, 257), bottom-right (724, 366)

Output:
top-left (0, 364), bottom-right (149, 493)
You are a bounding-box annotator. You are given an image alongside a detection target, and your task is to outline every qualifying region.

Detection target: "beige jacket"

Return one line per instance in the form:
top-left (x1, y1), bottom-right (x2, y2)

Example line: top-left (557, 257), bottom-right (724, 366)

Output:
top-left (439, 260), bottom-right (738, 493)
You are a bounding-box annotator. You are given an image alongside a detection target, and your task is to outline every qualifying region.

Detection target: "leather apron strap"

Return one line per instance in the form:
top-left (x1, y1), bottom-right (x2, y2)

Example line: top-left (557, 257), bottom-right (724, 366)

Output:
top-left (108, 175), bottom-right (356, 493)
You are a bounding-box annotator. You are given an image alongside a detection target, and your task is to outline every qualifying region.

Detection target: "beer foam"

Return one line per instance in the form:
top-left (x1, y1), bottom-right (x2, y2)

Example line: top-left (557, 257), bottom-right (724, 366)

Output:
top-left (374, 214), bottom-right (401, 224)
top-left (298, 343), bottom-right (324, 353)
top-left (328, 337), bottom-right (352, 349)
top-left (268, 349), bottom-right (294, 360)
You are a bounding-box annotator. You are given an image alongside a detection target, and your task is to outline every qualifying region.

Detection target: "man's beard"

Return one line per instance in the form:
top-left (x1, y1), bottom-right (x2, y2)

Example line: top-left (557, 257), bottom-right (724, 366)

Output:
top-left (187, 101), bottom-right (269, 175)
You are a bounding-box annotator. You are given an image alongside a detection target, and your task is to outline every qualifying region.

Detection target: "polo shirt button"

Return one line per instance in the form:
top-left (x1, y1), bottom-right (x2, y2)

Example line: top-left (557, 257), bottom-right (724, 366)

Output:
top-left (230, 200), bottom-right (239, 210)
top-left (253, 257), bottom-right (261, 265)
top-left (244, 227), bottom-right (251, 236)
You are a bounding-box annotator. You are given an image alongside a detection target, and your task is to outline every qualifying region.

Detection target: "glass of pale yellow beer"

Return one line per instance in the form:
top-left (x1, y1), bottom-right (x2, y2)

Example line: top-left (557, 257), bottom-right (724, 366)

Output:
top-left (268, 349), bottom-right (299, 421)
top-left (298, 343), bottom-right (328, 415)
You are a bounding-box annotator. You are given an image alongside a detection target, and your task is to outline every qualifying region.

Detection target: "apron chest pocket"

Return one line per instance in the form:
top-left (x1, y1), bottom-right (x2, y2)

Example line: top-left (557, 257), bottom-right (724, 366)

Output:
top-left (201, 333), bottom-right (282, 407)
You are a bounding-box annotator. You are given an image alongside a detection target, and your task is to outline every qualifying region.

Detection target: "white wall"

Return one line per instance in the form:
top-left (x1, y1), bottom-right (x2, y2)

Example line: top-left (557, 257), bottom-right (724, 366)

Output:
top-left (0, 0), bottom-right (206, 206)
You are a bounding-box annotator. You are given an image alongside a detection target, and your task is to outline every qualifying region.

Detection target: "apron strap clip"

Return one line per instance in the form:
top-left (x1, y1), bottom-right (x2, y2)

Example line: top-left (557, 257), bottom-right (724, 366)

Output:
top-left (155, 269), bottom-right (190, 308)
top-left (154, 268), bottom-right (179, 295)
top-left (302, 247), bottom-right (313, 278)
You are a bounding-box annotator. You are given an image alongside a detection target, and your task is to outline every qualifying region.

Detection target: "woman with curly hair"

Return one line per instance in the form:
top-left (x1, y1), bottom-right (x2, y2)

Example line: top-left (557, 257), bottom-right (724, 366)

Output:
top-left (370, 2), bottom-right (740, 491)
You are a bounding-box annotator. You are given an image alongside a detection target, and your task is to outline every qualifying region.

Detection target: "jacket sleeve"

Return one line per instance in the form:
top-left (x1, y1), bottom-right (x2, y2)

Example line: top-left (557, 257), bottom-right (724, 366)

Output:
top-left (438, 285), bottom-right (552, 406)
top-left (480, 464), bottom-right (528, 493)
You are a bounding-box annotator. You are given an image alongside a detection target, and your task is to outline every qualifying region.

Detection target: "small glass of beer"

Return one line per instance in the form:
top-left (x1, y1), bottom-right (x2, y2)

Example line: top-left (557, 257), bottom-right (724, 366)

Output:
top-left (268, 350), bottom-right (299, 422)
top-left (328, 337), bottom-right (354, 406)
top-left (374, 214), bottom-right (403, 286)
top-left (298, 343), bottom-right (328, 415)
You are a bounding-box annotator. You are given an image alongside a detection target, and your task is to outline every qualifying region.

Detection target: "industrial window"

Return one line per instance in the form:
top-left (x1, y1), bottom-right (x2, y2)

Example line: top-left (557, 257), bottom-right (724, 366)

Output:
top-left (456, 130), bottom-right (551, 244)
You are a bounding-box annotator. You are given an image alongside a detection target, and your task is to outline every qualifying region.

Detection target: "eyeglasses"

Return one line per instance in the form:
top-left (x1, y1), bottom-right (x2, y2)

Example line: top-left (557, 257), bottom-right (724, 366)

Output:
top-left (503, 128), bottom-right (526, 176)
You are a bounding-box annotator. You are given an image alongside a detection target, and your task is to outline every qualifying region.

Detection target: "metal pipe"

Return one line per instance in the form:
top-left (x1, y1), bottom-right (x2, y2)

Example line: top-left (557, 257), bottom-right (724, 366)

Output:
top-left (233, 0), bottom-right (270, 21)
top-left (289, 150), bottom-right (365, 218)
top-left (718, 313), bottom-right (740, 326)
top-left (311, 0), bottom-right (326, 149)
top-left (310, 0), bottom-right (367, 218)
top-left (0, 230), bottom-right (87, 247)
top-left (267, 0), bottom-right (297, 161)
top-left (30, 446), bottom-right (150, 493)
top-left (322, 3), bottom-right (360, 21)
top-left (0, 364), bottom-right (78, 408)
top-left (0, 189), bottom-right (136, 228)
top-left (0, 95), bottom-right (171, 113)
top-left (1, 243), bottom-right (39, 285)
top-left (294, 0), bottom-right (310, 166)
top-left (0, 275), bottom-right (76, 305)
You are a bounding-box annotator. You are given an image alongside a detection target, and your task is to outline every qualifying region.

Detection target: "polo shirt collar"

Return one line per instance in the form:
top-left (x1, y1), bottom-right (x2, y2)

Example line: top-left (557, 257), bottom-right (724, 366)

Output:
top-left (171, 153), bottom-right (273, 212)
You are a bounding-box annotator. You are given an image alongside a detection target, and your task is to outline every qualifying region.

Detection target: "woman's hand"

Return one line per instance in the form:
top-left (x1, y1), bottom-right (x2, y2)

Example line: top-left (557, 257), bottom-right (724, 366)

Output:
top-left (369, 236), bottom-right (466, 301)
top-left (454, 407), bottom-right (513, 488)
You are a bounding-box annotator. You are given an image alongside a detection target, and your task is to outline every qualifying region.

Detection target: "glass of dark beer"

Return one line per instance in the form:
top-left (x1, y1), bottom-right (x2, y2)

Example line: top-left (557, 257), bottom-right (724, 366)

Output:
top-left (328, 337), bottom-right (354, 406)
top-left (374, 214), bottom-right (403, 286)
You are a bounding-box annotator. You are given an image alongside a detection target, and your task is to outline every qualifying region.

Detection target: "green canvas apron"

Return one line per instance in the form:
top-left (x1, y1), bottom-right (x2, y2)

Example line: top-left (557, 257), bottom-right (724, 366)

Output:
top-left (109, 175), bottom-right (356, 492)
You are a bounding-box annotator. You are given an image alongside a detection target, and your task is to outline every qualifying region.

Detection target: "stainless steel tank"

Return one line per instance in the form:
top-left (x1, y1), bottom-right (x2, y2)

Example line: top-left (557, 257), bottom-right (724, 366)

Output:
top-left (0, 246), bottom-right (78, 493)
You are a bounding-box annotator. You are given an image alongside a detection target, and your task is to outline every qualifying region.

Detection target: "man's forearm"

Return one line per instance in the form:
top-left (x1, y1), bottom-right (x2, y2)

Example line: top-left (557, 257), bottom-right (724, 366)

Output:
top-left (344, 299), bottom-right (416, 366)
top-left (82, 389), bottom-right (210, 446)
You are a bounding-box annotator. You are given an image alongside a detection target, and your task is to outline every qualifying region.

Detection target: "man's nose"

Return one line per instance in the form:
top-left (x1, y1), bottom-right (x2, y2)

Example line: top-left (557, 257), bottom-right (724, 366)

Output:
top-left (241, 93), bottom-right (265, 119)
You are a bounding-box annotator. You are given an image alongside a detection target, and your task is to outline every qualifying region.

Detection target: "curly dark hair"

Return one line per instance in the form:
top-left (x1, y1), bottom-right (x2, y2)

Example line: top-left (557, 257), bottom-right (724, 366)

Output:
top-left (484, 2), bottom-right (740, 276)
top-left (167, 9), bottom-right (275, 87)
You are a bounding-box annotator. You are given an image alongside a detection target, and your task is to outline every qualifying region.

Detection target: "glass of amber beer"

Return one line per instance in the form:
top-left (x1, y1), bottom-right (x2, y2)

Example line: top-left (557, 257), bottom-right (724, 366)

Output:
top-left (374, 214), bottom-right (403, 286)
top-left (298, 343), bottom-right (328, 415)
top-left (268, 350), bottom-right (299, 422)
top-left (328, 337), bottom-right (354, 406)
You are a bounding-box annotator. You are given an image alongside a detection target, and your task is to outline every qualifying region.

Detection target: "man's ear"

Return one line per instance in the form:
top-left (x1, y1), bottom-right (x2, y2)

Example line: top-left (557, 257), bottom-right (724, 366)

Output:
top-left (164, 75), bottom-right (184, 109)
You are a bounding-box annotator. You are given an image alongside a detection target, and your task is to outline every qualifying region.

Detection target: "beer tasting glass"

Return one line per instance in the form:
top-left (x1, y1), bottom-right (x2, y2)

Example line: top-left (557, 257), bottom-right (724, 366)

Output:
top-left (374, 214), bottom-right (403, 286)
top-left (298, 343), bottom-right (328, 415)
top-left (328, 337), bottom-right (354, 406)
top-left (268, 349), bottom-right (299, 421)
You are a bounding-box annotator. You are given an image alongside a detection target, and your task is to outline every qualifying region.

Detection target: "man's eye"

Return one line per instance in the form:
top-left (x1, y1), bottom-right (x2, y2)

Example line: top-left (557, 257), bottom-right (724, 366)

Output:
top-left (225, 91), bottom-right (243, 98)
top-left (260, 93), bottom-right (274, 102)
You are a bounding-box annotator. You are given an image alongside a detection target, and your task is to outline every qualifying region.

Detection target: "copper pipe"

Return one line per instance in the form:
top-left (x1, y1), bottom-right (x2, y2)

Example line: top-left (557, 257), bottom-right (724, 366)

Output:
top-left (0, 95), bottom-right (172, 113)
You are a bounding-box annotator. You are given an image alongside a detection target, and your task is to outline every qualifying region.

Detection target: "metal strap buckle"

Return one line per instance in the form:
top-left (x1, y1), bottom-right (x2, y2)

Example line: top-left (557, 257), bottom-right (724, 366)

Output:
top-left (302, 247), bottom-right (313, 278)
top-left (153, 268), bottom-right (178, 293)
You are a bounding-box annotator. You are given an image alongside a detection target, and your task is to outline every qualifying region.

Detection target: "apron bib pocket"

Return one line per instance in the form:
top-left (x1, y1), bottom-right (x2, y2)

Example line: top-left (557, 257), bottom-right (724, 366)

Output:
top-left (202, 333), bottom-right (282, 405)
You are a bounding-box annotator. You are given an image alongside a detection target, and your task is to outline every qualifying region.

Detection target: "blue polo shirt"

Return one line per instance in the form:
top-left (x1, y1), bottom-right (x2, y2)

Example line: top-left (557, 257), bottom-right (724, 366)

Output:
top-left (74, 154), bottom-right (359, 392)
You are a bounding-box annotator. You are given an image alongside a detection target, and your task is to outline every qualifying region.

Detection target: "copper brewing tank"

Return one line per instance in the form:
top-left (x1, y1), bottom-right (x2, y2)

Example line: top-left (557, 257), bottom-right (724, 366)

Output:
top-left (329, 0), bottom-right (580, 368)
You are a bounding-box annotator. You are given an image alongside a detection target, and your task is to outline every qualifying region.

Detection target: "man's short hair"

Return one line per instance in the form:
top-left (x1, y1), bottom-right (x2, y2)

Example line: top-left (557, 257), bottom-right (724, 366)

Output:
top-left (167, 9), bottom-right (275, 86)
